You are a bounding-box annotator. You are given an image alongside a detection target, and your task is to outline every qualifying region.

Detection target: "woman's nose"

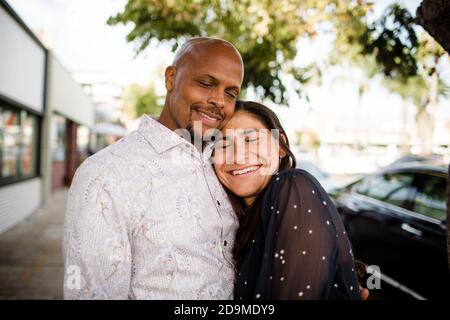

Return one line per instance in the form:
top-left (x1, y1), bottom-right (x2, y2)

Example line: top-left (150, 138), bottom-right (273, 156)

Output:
top-left (233, 143), bottom-right (249, 165)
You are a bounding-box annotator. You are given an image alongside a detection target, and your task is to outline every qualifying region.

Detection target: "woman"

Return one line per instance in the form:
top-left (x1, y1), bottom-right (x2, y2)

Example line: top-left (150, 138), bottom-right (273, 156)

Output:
top-left (213, 101), bottom-right (363, 300)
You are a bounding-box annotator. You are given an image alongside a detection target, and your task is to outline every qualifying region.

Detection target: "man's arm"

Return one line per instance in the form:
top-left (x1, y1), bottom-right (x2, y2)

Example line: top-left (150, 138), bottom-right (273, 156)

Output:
top-left (63, 162), bottom-right (132, 299)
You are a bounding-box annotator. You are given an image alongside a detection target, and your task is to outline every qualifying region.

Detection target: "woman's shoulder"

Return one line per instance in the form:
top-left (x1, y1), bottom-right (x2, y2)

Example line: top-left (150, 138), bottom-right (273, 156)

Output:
top-left (273, 168), bottom-right (321, 188)
top-left (261, 168), bottom-right (324, 204)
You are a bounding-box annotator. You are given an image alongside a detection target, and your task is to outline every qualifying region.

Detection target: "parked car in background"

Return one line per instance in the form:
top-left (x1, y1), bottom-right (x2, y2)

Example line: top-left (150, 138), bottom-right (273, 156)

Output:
top-left (329, 161), bottom-right (448, 300)
top-left (388, 154), bottom-right (443, 167)
top-left (296, 160), bottom-right (335, 192)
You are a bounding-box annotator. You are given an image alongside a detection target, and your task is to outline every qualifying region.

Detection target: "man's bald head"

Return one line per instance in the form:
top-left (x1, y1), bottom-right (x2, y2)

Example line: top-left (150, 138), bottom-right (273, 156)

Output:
top-left (159, 36), bottom-right (244, 136)
top-left (172, 37), bottom-right (244, 70)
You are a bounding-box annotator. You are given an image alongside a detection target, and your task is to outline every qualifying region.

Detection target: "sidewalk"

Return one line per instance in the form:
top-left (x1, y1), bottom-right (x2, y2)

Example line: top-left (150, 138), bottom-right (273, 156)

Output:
top-left (0, 188), bottom-right (68, 299)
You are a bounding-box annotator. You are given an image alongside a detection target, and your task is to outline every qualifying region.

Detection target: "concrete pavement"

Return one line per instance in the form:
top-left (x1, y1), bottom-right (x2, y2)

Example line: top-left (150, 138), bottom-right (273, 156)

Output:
top-left (0, 188), bottom-right (67, 299)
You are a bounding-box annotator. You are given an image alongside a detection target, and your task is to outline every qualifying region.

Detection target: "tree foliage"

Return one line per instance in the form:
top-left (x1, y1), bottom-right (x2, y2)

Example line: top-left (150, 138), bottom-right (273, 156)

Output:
top-left (122, 83), bottom-right (164, 118)
top-left (333, 3), bottom-right (448, 110)
top-left (109, 0), bottom-right (448, 115)
top-left (108, 0), bottom-right (371, 104)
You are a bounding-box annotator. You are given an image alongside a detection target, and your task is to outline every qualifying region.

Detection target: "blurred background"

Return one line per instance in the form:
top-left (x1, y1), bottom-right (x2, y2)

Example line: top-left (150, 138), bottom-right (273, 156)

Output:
top-left (0, 0), bottom-right (448, 299)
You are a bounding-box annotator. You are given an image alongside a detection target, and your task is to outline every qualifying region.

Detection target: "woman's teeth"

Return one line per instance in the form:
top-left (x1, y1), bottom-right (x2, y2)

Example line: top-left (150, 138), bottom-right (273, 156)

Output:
top-left (231, 166), bottom-right (260, 176)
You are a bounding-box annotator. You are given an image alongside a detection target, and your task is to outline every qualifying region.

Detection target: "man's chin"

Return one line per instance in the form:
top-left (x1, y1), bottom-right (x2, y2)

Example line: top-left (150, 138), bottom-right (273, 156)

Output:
top-left (190, 121), bottom-right (222, 138)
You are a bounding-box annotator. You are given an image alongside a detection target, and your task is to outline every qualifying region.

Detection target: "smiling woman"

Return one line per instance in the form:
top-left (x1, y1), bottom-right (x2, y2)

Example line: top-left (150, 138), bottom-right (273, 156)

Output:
top-left (213, 101), bottom-right (362, 300)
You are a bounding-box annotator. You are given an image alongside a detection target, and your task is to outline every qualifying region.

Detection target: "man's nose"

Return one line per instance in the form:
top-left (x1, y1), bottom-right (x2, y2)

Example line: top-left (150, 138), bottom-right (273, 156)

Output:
top-left (207, 89), bottom-right (225, 109)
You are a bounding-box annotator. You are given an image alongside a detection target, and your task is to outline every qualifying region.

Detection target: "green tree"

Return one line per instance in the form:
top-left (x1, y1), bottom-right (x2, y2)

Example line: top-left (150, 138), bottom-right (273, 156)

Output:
top-left (109, 1), bottom-right (448, 155)
top-left (122, 83), bottom-right (164, 118)
top-left (333, 3), bottom-right (449, 155)
top-left (108, 0), bottom-right (372, 105)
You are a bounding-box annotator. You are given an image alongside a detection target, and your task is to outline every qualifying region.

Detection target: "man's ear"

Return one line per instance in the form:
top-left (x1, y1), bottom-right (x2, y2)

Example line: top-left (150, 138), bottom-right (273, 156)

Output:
top-left (165, 66), bottom-right (176, 92)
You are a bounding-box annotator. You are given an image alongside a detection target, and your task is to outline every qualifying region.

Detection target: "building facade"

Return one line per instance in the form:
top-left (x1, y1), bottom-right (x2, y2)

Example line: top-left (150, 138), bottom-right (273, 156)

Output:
top-left (0, 1), bottom-right (94, 234)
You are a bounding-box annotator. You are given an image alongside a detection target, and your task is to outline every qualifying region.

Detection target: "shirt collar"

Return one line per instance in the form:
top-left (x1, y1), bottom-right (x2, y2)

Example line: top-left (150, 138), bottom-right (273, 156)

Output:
top-left (137, 115), bottom-right (186, 154)
top-left (137, 115), bottom-right (215, 158)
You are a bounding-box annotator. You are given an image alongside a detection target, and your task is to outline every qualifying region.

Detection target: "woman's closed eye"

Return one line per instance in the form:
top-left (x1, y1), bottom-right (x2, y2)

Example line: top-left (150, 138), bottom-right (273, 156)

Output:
top-left (215, 139), bottom-right (232, 149)
top-left (245, 136), bottom-right (258, 143)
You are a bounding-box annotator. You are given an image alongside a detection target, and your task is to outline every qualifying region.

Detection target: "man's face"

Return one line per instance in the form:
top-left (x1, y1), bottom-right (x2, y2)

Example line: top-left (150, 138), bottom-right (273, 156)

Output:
top-left (165, 43), bottom-right (244, 137)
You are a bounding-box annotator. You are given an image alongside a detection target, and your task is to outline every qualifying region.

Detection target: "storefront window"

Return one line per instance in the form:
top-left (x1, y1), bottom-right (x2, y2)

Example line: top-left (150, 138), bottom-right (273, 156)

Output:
top-left (51, 114), bottom-right (66, 162)
top-left (20, 111), bottom-right (38, 176)
top-left (1, 108), bottom-right (20, 178)
top-left (0, 105), bottom-right (40, 185)
top-left (76, 125), bottom-right (90, 165)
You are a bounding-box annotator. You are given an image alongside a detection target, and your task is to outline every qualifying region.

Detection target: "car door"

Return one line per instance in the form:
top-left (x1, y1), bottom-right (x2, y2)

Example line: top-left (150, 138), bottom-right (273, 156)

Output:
top-left (391, 171), bottom-right (448, 299)
top-left (341, 171), bottom-right (417, 280)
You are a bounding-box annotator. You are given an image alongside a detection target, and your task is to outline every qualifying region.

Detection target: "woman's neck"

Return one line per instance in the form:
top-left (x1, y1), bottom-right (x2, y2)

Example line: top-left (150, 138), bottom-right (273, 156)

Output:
top-left (243, 196), bottom-right (256, 206)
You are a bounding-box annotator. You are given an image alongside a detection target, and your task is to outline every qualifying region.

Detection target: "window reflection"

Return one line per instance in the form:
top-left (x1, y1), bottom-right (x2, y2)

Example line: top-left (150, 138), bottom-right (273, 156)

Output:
top-left (51, 114), bottom-right (66, 162)
top-left (20, 111), bottom-right (38, 176)
top-left (355, 173), bottom-right (415, 210)
top-left (413, 174), bottom-right (446, 221)
top-left (0, 106), bottom-right (39, 184)
top-left (1, 109), bottom-right (20, 178)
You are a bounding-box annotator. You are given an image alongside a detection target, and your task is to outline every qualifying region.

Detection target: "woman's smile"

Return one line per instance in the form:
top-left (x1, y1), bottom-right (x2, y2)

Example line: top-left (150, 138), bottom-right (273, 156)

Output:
top-left (227, 164), bottom-right (262, 177)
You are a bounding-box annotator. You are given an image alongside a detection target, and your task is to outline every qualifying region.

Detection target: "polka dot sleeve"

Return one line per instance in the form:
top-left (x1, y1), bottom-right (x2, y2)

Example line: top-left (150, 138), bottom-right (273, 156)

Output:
top-left (266, 169), bottom-right (360, 299)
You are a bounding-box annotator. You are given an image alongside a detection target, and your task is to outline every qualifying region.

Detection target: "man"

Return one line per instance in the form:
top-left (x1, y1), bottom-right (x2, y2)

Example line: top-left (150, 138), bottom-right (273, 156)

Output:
top-left (63, 37), bottom-right (244, 299)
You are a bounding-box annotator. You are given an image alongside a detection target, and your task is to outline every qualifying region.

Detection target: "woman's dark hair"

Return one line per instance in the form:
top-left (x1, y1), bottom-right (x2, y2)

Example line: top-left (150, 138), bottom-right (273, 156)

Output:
top-left (225, 101), bottom-right (296, 267)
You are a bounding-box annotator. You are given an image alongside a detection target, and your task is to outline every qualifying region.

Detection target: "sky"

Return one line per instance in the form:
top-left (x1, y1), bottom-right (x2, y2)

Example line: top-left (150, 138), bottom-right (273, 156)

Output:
top-left (7, 0), bottom-right (173, 88)
top-left (5, 0), bottom-right (449, 144)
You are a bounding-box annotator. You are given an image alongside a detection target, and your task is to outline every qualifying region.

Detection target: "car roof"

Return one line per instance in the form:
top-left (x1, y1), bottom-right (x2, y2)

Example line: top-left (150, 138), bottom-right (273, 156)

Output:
top-left (383, 160), bottom-right (449, 175)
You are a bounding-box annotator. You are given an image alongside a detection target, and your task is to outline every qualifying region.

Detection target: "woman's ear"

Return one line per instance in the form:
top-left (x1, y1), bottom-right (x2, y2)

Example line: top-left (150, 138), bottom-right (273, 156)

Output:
top-left (279, 134), bottom-right (287, 158)
top-left (165, 66), bottom-right (176, 92)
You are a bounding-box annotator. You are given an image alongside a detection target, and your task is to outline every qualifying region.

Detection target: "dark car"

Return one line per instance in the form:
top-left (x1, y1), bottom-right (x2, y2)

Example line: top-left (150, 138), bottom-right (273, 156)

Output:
top-left (388, 154), bottom-right (443, 167)
top-left (330, 161), bottom-right (448, 300)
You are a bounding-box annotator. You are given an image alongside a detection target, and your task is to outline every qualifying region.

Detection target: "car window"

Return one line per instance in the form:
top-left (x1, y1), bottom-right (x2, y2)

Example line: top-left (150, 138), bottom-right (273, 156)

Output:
top-left (354, 172), bottom-right (415, 209)
top-left (412, 173), bottom-right (446, 221)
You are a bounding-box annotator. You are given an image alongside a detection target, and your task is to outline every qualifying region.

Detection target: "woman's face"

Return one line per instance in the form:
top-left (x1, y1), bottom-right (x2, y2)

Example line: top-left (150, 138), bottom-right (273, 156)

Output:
top-left (213, 111), bottom-right (284, 205)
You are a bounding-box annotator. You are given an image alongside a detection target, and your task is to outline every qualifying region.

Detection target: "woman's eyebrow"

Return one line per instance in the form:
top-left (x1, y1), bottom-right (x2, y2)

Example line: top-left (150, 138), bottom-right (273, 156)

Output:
top-left (243, 129), bottom-right (257, 135)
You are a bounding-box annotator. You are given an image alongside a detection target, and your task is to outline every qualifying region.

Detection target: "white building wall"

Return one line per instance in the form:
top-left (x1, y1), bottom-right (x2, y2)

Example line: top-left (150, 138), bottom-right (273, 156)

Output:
top-left (0, 178), bottom-right (42, 234)
top-left (0, 3), bottom-right (46, 234)
top-left (0, 4), bottom-right (45, 113)
top-left (47, 53), bottom-right (94, 127)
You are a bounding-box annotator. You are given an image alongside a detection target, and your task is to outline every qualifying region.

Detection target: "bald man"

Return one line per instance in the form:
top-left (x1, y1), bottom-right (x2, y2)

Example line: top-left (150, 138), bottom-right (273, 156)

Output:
top-left (63, 37), bottom-right (244, 299)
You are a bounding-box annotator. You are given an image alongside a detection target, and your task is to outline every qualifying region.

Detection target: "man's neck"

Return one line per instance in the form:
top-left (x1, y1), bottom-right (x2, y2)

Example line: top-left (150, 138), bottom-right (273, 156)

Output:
top-left (156, 109), bottom-right (206, 152)
top-left (157, 106), bottom-right (178, 132)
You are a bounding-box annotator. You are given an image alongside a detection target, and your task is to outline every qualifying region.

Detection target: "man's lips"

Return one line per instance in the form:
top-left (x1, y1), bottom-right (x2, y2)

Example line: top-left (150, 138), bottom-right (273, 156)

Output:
top-left (194, 109), bottom-right (223, 127)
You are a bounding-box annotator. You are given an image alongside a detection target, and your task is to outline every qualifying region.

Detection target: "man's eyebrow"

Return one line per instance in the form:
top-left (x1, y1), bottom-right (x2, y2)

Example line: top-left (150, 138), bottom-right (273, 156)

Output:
top-left (196, 74), bottom-right (218, 83)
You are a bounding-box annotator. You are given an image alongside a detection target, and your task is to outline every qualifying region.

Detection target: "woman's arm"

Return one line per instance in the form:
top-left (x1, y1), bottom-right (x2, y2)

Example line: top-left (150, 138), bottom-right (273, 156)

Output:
top-left (265, 169), bottom-right (360, 299)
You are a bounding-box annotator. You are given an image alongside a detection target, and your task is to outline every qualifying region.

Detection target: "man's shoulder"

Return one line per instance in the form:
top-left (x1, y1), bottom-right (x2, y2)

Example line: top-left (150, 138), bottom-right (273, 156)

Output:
top-left (71, 130), bottom-right (160, 190)
top-left (74, 132), bottom-right (141, 177)
top-left (85, 130), bottom-right (154, 166)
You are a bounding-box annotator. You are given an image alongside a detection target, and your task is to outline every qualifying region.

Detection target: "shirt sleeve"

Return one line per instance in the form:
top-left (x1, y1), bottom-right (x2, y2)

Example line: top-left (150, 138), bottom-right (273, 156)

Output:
top-left (268, 169), bottom-right (360, 299)
top-left (63, 160), bottom-right (132, 299)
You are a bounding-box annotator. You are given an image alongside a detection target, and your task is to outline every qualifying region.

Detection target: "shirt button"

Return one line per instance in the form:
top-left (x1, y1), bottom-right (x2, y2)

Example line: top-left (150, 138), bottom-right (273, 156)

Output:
top-left (217, 200), bottom-right (221, 206)
top-left (224, 240), bottom-right (227, 246)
